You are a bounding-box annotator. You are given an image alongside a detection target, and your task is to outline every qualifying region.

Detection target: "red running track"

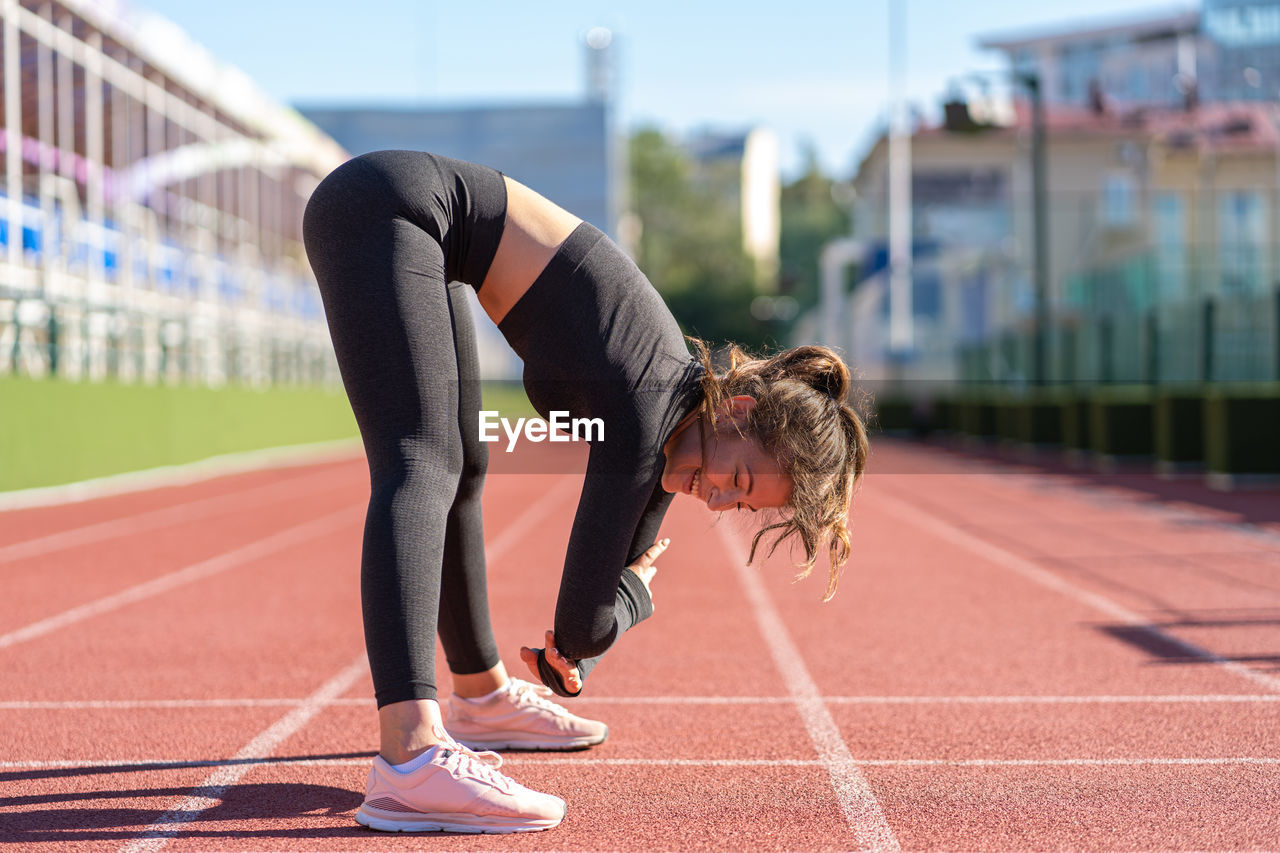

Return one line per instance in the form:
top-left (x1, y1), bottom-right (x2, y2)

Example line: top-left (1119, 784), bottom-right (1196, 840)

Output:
top-left (3, 438), bottom-right (1280, 851)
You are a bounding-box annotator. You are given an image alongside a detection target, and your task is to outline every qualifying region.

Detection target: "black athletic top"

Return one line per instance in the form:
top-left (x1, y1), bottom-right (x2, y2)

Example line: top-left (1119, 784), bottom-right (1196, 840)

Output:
top-left (497, 222), bottom-right (702, 696)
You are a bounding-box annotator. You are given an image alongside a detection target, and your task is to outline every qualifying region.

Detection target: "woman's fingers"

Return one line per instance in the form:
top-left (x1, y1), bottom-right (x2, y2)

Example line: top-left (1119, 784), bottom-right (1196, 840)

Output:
top-left (519, 641), bottom-right (582, 692)
top-left (542, 630), bottom-right (583, 693)
top-left (633, 538), bottom-right (671, 569)
top-left (625, 563), bottom-right (655, 594)
top-left (624, 537), bottom-right (668, 599)
top-left (519, 539), bottom-right (669, 693)
top-left (518, 645), bottom-right (541, 681)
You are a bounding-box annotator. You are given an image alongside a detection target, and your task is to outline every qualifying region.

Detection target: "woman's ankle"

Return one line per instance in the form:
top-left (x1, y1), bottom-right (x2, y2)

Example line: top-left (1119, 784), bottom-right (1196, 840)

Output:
top-left (378, 698), bottom-right (445, 765)
top-left (450, 661), bottom-right (510, 699)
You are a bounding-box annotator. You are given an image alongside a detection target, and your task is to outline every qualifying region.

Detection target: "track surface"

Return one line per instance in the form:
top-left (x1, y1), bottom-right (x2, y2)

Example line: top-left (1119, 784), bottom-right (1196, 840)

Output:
top-left (3, 438), bottom-right (1280, 851)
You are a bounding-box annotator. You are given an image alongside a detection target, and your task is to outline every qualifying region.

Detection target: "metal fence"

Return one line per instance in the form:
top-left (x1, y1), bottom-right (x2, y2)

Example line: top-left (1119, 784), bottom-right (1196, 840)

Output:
top-left (0, 0), bottom-right (345, 390)
top-left (960, 288), bottom-right (1280, 387)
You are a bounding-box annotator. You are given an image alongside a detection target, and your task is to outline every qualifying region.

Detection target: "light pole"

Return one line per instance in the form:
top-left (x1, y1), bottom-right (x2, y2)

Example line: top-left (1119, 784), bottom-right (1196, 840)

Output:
top-left (888, 0), bottom-right (914, 359)
top-left (1017, 71), bottom-right (1050, 387)
top-left (953, 69), bottom-right (1050, 386)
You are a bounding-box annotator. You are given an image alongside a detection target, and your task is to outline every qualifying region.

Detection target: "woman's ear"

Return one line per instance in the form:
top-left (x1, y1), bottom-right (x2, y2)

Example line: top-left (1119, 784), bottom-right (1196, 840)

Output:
top-left (716, 395), bottom-right (757, 424)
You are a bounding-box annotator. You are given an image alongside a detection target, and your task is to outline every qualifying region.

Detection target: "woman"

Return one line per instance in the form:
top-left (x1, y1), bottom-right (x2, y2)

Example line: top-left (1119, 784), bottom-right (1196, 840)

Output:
top-left (302, 151), bottom-right (867, 834)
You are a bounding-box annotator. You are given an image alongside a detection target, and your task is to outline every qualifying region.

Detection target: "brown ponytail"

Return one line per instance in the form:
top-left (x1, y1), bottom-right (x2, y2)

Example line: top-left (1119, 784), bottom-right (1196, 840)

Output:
top-left (689, 338), bottom-right (870, 600)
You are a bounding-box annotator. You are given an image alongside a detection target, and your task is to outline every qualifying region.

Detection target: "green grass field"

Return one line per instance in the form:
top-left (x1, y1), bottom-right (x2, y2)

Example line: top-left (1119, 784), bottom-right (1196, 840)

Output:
top-left (0, 377), bottom-right (535, 492)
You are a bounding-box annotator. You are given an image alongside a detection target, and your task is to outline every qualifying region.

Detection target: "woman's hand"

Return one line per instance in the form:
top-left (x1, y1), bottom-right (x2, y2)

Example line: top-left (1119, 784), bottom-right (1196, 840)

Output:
top-left (517, 539), bottom-right (668, 693)
top-left (626, 537), bottom-right (669, 602)
top-left (520, 630), bottom-right (582, 694)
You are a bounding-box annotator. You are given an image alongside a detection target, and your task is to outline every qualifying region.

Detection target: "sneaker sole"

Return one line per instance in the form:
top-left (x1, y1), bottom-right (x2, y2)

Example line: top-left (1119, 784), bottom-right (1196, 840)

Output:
top-left (355, 803), bottom-right (564, 834)
top-left (449, 726), bottom-right (608, 752)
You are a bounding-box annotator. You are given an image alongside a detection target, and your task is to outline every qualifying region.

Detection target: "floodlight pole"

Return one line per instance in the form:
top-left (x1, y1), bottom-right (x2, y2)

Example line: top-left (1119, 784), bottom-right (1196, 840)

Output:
top-left (1022, 72), bottom-right (1050, 386)
top-left (887, 0), bottom-right (913, 357)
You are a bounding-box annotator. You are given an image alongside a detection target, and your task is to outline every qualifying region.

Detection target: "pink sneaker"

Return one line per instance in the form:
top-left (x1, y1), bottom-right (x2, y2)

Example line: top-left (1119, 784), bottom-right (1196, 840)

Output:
top-left (354, 736), bottom-right (565, 834)
top-left (445, 678), bottom-right (609, 751)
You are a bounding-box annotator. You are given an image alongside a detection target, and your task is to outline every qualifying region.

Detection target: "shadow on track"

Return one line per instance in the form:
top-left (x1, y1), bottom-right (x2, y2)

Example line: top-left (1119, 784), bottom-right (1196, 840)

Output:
top-left (0, 752), bottom-right (528, 841)
top-left (1098, 620), bottom-right (1280, 673)
top-left (0, 751), bottom-right (375, 785)
top-left (884, 436), bottom-right (1280, 530)
top-left (1, 782), bottom-right (363, 843)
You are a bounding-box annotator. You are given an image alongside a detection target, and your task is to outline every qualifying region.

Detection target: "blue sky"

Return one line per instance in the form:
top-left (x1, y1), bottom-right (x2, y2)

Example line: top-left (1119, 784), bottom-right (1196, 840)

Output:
top-left (138, 0), bottom-right (1190, 178)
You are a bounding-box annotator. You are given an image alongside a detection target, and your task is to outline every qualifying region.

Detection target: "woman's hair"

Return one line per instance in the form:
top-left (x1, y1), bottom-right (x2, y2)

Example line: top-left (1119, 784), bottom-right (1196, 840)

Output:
top-left (689, 338), bottom-right (869, 601)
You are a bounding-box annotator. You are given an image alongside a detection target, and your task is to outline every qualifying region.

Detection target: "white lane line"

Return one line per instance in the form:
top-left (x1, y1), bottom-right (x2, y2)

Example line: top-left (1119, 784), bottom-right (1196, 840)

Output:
top-left (10, 755), bottom-right (1280, 771)
top-left (0, 757), bottom-right (820, 769)
top-left (715, 525), bottom-right (900, 852)
top-left (852, 757), bottom-right (1280, 767)
top-left (0, 505), bottom-right (362, 650)
top-left (103, 476), bottom-right (578, 851)
top-left (965, 453), bottom-right (1280, 552)
top-left (0, 696), bottom-right (786, 709)
top-left (0, 699), bottom-right (311, 709)
top-left (502, 758), bottom-right (825, 767)
top-left (824, 694), bottom-right (1280, 704)
top-left (11, 693), bottom-right (1280, 710)
top-left (0, 466), bottom-right (346, 565)
top-left (116, 655), bottom-right (368, 853)
top-left (0, 474), bottom-right (572, 653)
top-left (876, 489), bottom-right (1280, 695)
top-left (0, 438), bottom-right (362, 511)
top-left (546, 695), bottom-right (793, 704)
top-left (483, 474), bottom-right (580, 558)
top-left (511, 756), bottom-right (1280, 768)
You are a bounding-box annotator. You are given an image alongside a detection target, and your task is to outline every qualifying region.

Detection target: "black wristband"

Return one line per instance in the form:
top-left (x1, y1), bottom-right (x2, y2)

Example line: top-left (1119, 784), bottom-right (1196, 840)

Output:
top-left (536, 648), bottom-right (582, 698)
top-left (617, 567), bottom-right (655, 624)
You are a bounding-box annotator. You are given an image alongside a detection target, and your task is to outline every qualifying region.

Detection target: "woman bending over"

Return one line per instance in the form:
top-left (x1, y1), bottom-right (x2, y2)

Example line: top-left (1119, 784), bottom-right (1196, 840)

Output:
top-left (303, 151), bottom-right (868, 834)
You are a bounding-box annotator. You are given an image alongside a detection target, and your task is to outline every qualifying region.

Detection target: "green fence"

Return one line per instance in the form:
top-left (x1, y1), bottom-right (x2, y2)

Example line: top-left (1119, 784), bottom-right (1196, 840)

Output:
top-left (960, 260), bottom-right (1280, 387)
top-left (901, 250), bottom-right (1280, 481)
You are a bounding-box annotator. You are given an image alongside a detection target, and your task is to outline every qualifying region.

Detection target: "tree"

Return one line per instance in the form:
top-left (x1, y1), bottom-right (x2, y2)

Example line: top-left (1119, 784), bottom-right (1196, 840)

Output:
top-left (628, 128), bottom-right (764, 347)
top-left (778, 146), bottom-right (853, 321)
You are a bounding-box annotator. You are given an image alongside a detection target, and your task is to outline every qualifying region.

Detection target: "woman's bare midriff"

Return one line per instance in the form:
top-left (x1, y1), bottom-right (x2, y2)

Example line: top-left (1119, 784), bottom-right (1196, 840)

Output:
top-left (477, 177), bottom-right (582, 326)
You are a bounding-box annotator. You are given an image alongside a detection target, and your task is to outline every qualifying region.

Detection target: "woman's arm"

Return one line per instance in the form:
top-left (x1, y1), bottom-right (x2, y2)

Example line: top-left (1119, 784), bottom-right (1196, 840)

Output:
top-left (522, 445), bottom-right (673, 696)
top-left (520, 539), bottom-right (665, 692)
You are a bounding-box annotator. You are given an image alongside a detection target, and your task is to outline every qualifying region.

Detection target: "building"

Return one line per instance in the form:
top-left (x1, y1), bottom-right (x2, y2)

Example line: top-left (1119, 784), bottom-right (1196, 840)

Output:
top-left (834, 119), bottom-right (1020, 383)
top-left (838, 99), bottom-right (1280, 386)
top-left (980, 8), bottom-right (1201, 111)
top-left (821, 4), bottom-right (1280, 387)
top-left (298, 103), bottom-right (617, 241)
top-left (980, 1), bottom-right (1280, 110)
top-left (0, 0), bottom-right (346, 387)
top-left (299, 31), bottom-right (621, 240)
top-left (297, 33), bottom-right (621, 379)
top-left (1203, 0), bottom-right (1280, 100)
top-left (684, 127), bottom-right (781, 289)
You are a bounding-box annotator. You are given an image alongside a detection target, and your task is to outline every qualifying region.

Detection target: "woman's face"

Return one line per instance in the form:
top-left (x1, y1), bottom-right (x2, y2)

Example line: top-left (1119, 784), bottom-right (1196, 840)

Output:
top-left (661, 396), bottom-right (793, 511)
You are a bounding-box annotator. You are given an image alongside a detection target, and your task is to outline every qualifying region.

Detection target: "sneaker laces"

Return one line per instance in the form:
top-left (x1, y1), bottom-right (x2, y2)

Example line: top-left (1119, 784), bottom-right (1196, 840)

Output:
top-left (431, 727), bottom-right (515, 791)
top-left (507, 678), bottom-right (571, 716)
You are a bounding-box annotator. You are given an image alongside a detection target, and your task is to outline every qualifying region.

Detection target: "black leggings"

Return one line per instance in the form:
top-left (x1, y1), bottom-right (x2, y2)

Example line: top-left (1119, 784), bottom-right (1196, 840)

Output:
top-left (303, 151), bottom-right (508, 707)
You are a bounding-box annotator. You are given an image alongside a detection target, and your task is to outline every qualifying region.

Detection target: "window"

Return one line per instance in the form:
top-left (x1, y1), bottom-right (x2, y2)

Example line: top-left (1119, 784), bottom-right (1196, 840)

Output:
top-left (1102, 171), bottom-right (1138, 228)
top-left (1218, 190), bottom-right (1268, 294)
top-left (1152, 192), bottom-right (1188, 300)
top-left (1058, 41), bottom-right (1103, 102)
top-left (1126, 64), bottom-right (1151, 101)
